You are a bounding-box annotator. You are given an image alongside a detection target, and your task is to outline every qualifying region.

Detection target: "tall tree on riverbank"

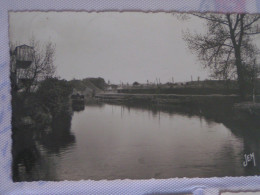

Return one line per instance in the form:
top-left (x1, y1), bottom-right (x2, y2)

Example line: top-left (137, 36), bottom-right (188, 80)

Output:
top-left (182, 13), bottom-right (260, 99)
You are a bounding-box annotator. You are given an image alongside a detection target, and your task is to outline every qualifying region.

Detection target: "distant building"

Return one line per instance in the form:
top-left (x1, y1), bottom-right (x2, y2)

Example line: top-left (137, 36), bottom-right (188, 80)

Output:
top-left (13, 45), bottom-right (34, 69)
top-left (10, 44), bottom-right (34, 91)
top-left (107, 84), bottom-right (118, 91)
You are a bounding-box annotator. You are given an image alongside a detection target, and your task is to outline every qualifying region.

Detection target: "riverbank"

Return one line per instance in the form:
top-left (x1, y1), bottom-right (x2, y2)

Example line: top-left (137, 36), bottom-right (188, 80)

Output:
top-left (233, 102), bottom-right (260, 117)
top-left (95, 93), bottom-right (260, 119)
top-left (96, 93), bottom-right (260, 105)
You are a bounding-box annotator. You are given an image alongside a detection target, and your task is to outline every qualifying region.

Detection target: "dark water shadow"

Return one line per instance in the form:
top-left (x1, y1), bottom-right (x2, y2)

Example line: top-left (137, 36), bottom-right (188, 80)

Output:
top-left (38, 111), bottom-right (76, 154)
top-left (12, 98), bottom-right (260, 181)
top-left (101, 101), bottom-right (260, 176)
top-left (12, 109), bottom-right (75, 181)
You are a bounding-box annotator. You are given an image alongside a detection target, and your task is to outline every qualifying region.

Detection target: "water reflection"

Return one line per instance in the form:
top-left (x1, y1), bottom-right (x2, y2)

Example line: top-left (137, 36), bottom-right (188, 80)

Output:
top-left (72, 103), bottom-right (85, 112)
top-left (12, 109), bottom-right (75, 181)
top-left (12, 127), bottom-right (40, 181)
top-left (13, 100), bottom-right (260, 181)
top-left (111, 102), bottom-right (260, 176)
top-left (65, 103), bottom-right (243, 179)
top-left (224, 120), bottom-right (260, 175)
top-left (38, 111), bottom-right (76, 154)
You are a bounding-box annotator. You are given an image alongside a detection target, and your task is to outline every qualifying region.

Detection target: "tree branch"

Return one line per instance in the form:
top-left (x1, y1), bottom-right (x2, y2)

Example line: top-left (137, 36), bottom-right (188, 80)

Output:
top-left (238, 14), bottom-right (245, 47)
top-left (191, 13), bottom-right (229, 26)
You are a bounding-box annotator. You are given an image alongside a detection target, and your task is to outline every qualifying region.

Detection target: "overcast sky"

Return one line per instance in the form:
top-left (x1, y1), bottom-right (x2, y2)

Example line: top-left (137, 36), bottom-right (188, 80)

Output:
top-left (9, 12), bottom-right (209, 84)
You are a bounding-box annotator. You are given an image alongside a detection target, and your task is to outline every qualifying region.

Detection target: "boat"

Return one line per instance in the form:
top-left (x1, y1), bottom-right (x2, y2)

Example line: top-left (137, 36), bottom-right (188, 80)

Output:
top-left (71, 93), bottom-right (85, 104)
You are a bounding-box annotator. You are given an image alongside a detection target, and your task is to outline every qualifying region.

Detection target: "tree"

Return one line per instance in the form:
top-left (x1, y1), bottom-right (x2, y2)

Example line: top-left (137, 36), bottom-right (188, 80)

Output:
top-left (83, 77), bottom-right (106, 90)
top-left (36, 78), bottom-right (72, 118)
top-left (133, 81), bottom-right (140, 86)
top-left (12, 38), bottom-right (56, 93)
top-left (182, 13), bottom-right (260, 99)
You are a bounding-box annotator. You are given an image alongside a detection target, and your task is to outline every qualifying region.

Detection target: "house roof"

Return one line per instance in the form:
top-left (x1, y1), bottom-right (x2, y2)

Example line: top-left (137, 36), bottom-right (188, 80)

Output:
top-left (15, 44), bottom-right (33, 49)
top-left (14, 45), bottom-right (34, 54)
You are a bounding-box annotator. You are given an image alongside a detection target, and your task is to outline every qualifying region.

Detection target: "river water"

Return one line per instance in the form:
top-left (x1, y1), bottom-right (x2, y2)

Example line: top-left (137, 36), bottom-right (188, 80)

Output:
top-left (13, 102), bottom-right (260, 181)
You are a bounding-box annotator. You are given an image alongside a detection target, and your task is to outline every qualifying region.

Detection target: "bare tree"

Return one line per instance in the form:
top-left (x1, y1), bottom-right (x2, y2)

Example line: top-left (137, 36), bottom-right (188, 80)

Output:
top-left (182, 13), bottom-right (260, 99)
top-left (12, 38), bottom-right (56, 93)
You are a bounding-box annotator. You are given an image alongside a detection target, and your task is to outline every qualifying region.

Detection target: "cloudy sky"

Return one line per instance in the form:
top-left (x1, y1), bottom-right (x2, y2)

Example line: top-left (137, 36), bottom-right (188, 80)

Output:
top-left (9, 12), bottom-right (209, 84)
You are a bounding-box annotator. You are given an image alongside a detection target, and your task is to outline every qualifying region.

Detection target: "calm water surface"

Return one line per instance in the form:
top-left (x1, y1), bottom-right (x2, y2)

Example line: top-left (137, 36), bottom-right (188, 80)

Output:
top-left (13, 102), bottom-right (260, 181)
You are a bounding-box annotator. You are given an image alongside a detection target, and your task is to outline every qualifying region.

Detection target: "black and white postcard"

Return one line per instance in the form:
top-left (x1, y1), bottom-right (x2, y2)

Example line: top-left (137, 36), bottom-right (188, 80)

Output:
top-left (9, 11), bottom-right (260, 182)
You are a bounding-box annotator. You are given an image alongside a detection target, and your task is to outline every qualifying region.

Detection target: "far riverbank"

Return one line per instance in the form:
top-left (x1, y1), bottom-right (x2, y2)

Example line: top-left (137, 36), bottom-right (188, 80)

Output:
top-left (95, 93), bottom-right (260, 105)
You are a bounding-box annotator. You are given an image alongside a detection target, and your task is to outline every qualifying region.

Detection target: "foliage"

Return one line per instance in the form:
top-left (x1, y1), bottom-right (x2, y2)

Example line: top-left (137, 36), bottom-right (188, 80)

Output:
top-left (182, 13), bottom-right (260, 98)
top-left (69, 79), bottom-right (86, 91)
top-left (36, 78), bottom-right (73, 118)
top-left (83, 77), bottom-right (106, 90)
top-left (133, 81), bottom-right (140, 86)
top-left (69, 77), bottom-right (106, 92)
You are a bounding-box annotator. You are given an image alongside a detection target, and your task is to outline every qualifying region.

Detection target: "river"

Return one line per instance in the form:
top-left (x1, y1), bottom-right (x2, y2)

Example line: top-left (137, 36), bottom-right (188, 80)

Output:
top-left (13, 102), bottom-right (260, 181)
